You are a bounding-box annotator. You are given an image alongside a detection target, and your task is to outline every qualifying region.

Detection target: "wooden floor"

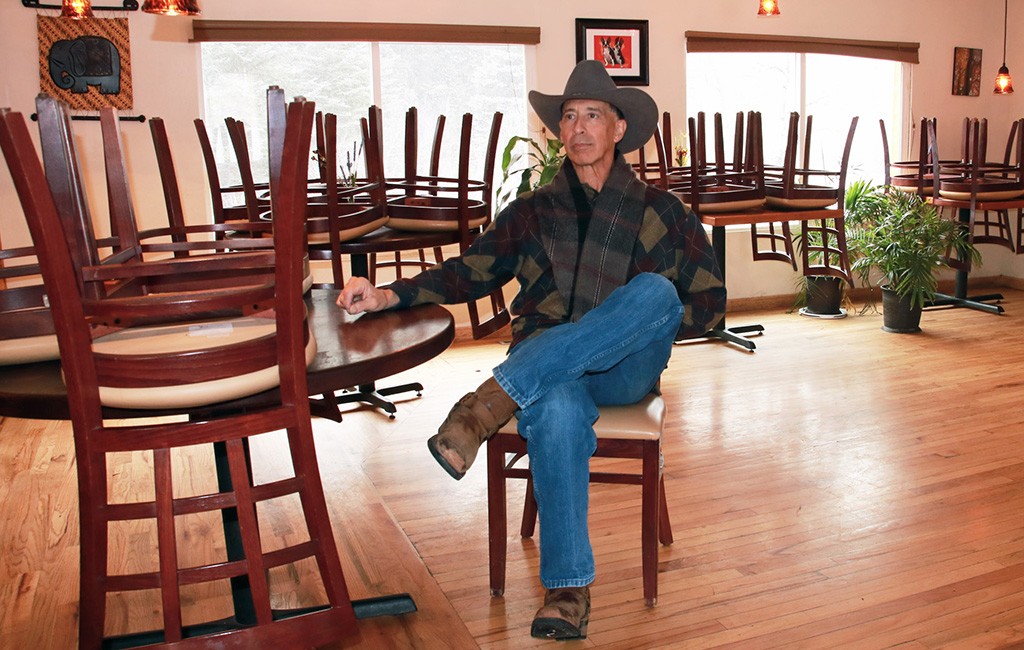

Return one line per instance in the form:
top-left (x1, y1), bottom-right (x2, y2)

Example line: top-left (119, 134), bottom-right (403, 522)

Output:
top-left (2, 289), bottom-right (1023, 649)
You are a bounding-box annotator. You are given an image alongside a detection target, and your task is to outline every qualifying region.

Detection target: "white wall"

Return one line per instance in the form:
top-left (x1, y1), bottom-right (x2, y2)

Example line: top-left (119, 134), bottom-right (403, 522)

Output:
top-left (2, 0), bottom-right (1022, 300)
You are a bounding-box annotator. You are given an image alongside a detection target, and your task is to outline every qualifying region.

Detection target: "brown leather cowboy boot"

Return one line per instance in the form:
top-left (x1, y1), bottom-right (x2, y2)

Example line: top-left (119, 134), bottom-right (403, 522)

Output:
top-left (426, 376), bottom-right (517, 480)
top-left (530, 586), bottom-right (591, 640)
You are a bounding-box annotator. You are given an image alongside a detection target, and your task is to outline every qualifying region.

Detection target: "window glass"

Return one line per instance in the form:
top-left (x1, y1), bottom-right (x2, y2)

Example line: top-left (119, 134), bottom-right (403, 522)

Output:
top-left (379, 43), bottom-right (526, 185)
top-left (684, 52), bottom-right (798, 164)
top-left (201, 42), bottom-right (373, 189)
top-left (805, 54), bottom-right (903, 184)
top-left (686, 51), bottom-right (903, 186)
top-left (200, 41), bottom-right (526, 203)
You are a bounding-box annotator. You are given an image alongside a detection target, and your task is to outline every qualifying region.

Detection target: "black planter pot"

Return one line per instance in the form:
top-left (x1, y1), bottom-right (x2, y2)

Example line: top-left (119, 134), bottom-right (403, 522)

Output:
top-left (800, 276), bottom-right (846, 318)
top-left (881, 286), bottom-right (922, 333)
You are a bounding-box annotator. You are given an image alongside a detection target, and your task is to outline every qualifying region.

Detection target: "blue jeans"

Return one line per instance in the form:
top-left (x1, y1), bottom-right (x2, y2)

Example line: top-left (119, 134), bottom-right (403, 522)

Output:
top-left (492, 273), bottom-right (684, 588)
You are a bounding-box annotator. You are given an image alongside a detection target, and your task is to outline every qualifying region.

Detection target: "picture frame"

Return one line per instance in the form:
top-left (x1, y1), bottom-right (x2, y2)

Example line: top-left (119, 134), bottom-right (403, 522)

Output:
top-left (951, 46), bottom-right (982, 97)
top-left (575, 18), bottom-right (649, 86)
top-left (37, 16), bottom-right (133, 110)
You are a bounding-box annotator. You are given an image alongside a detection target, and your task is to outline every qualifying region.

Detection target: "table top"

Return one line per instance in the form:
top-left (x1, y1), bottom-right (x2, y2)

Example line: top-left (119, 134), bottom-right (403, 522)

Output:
top-left (698, 206), bottom-right (844, 227)
top-left (0, 288), bottom-right (455, 421)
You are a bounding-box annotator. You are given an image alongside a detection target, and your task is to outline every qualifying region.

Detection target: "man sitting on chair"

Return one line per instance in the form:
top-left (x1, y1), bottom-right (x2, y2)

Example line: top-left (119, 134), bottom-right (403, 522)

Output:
top-left (338, 60), bottom-right (725, 640)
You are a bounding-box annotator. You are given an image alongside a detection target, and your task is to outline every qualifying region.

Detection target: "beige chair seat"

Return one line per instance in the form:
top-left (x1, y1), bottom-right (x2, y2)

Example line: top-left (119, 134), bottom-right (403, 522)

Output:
top-left (498, 392), bottom-right (665, 440)
top-left (0, 333), bottom-right (60, 366)
top-left (306, 215), bottom-right (388, 244)
top-left (765, 196), bottom-right (838, 210)
top-left (938, 188), bottom-right (1024, 202)
top-left (386, 195), bottom-right (489, 232)
top-left (88, 316), bottom-right (317, 409)
top-left (681, 196), bottom-right (766, 214)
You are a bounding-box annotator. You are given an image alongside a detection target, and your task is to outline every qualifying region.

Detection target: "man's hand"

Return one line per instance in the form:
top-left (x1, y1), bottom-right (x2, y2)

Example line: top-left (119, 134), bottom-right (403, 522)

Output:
top-left (336, 277), bottom-right (399, 314)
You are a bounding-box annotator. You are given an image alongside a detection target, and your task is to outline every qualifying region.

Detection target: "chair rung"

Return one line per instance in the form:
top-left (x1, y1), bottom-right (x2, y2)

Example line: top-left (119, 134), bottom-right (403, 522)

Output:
top-left (589, 471), bottom-right (644, 486)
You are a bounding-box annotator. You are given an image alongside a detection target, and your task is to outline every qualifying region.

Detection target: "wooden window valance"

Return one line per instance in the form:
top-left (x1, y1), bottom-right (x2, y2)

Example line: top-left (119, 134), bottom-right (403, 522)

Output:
top-left (190, 20), bottom-right (541, 45)
top-left (685, 31), bottom-right (919, 64)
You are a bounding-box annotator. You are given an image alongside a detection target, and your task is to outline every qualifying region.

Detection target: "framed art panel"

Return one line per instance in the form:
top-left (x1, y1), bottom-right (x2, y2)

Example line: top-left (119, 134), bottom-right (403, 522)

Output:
top-left (951, 46), bottom-right (982, 97)
top-left (38, 16), bottom-right (133, 110)
top-left (575, 18), bottom-right (649, 86)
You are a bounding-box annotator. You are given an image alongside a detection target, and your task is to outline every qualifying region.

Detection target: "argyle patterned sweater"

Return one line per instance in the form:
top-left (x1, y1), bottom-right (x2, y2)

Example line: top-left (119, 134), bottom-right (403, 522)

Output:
top-left (387, 154), bottom-right (726, 351)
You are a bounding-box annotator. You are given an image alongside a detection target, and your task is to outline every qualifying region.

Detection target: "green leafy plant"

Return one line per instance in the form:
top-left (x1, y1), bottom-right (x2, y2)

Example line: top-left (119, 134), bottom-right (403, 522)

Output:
top-left (845, 181), bottom-right (980, 310)
top-left (495, 132), bottom-right (564, 213)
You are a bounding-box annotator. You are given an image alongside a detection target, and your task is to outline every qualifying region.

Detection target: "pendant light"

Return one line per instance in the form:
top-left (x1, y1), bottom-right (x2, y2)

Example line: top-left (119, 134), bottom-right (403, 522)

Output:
top-left (758, 0), bottom-right (781, 16)
top-left (995, 0), bottom-right (1014, 94)
top-left (141, 0), bottom-right (200, 16)
top-left (61, 0), bottom-right (93, 19)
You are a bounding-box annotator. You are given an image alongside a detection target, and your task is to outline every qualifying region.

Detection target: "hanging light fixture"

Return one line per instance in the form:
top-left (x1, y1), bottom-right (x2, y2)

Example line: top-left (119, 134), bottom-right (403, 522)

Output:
top-left (758, 0), bottom-right (781, 16)
top-left (141, 0), bottom-right (200, 16)
top-left (60, 0), bottom-right (93, 19)
top-left (994, 0), bottom-right (1014, 94)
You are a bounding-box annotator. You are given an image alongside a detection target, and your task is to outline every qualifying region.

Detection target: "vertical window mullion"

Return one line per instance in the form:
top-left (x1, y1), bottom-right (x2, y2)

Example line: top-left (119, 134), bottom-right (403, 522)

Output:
top-left (371, 42), bottom-right (383, 106)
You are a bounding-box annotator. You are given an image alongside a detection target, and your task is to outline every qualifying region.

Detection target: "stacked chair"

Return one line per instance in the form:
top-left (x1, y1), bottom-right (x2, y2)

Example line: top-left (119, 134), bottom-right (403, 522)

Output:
top-left (764, 113), bottom-right (858, 283)
top-left (0, 94), bottom-right (359, 647)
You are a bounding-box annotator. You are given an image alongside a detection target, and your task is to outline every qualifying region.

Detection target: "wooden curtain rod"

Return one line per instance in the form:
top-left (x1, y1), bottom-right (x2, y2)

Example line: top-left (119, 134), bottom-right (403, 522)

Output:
top-left (191, 20), bottom-right (541, 45)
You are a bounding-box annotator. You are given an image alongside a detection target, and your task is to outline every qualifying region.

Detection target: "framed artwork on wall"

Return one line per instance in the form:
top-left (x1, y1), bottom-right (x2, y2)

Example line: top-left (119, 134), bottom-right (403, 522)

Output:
top-left (575, 18), bottom-right (649, 86)
top-left (951, 46), bottom-right (982, 96)
top-left (38, 16), bottom-right (133, 110)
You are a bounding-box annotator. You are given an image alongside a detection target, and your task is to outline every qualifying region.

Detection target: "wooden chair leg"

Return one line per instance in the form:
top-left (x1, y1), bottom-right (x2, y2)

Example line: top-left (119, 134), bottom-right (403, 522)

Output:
top-left (520, 474), bottom-right (538, 538)
top-left (658, 474), bottom-right (673, 545)
top-left (487, 440), bottom-right (507, 597)
top-left (642, 441), bottom-right (660, 607)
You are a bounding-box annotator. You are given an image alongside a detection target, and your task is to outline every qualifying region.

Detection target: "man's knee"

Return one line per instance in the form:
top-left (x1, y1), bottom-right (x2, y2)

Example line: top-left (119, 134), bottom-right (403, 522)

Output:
top-left (518, 383), bottom-right (598, 457)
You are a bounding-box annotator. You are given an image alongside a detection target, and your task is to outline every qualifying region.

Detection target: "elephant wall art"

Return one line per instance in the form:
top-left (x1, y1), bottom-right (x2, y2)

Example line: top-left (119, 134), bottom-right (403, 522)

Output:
top-left (48, 35), bottom-right (121, 94)
top-left (37, 16), bottom-right (133, 110)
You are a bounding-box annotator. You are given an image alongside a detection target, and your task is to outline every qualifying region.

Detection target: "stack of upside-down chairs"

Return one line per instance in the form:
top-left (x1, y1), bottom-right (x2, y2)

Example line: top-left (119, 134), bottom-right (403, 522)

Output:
top-left (634, 109), bottom-right (858, 284)
top-left (1, 93), bottom-right (362, 648)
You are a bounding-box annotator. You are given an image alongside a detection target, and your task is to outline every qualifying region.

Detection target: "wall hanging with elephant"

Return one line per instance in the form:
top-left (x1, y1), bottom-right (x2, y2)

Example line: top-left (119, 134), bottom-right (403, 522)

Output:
top-left (37, 16), bottom-right (133, 110)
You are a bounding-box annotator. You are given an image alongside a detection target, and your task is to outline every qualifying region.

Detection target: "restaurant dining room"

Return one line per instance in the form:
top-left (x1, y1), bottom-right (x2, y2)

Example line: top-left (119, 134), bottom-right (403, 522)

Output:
top-left (1, 0), bottom-right (1023, 648)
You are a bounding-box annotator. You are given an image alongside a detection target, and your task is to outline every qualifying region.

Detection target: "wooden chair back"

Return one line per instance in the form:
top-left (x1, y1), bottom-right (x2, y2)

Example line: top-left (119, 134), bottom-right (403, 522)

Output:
top-left (764, 112), bottom-right (858, 210)
top-left (667, 111), bottom-right (767, 215)
top-left (149, 115), bottom-right (275, 255)
top-left (194, 116), bottom-right (252, 224)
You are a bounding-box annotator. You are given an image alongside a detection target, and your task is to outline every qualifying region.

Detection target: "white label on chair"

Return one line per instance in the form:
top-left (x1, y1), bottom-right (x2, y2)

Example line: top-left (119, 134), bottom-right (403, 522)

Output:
top-left (188, 322), bottom-right (235, 337)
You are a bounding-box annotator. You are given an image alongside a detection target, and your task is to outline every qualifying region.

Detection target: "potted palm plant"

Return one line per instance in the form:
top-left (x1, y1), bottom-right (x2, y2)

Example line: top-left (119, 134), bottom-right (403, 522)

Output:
top-left (845, 181), bottom-right (980, 332)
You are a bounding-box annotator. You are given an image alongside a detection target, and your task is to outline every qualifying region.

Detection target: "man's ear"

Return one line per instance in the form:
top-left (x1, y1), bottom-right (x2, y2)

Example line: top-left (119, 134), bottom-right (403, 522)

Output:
top-left (614, 118), bottom-right (627, 143)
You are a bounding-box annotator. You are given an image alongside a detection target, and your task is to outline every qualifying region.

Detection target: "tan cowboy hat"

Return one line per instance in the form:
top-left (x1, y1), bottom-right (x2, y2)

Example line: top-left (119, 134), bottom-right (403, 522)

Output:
top-left (528, 60), bottom-right (658, 154)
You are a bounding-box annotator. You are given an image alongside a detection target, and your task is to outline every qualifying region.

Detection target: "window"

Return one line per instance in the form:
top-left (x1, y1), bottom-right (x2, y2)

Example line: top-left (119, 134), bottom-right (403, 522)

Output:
top-left (199, 41), bottom-right (527, 200)
top-left (685, 45), bottom-right (909, 186)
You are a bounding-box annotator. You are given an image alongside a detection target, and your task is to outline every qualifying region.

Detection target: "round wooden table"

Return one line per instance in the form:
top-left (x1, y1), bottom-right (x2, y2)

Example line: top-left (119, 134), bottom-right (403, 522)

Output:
top-left (0, 288), bottom-right (455, 421)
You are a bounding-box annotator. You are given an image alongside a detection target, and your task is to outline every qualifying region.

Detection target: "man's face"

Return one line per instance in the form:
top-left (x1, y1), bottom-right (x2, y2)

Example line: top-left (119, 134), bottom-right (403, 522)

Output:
top-left (558, 99), bottom-right (626, 170)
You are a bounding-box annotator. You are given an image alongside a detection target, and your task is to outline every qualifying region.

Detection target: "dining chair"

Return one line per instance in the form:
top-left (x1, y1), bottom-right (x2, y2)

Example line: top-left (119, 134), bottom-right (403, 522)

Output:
top-left (486, 392), bottom-right (672, 607)
top-left (194, 116), bottom-right (254, 226)
top-left (764, 113), bottom-right (858, 211)
top-left (668, 111), bottom-right (768, 215)
top-left (763, 113), bottom-right (858, 279)
top-left (369, 106), bottom-right (447, 283)
top-left (383, 106), bottom-right (510, 340)
top-left (305, 110), bottom-right (389, 288)
top-left (150, 115), bottom-right (275, 254)
top-left (928, 117), bottom-right (1024, 267)
top-left (97, 107), bottom-right (285, 297)
top-left (1, 95), bottom-right (360, 648)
